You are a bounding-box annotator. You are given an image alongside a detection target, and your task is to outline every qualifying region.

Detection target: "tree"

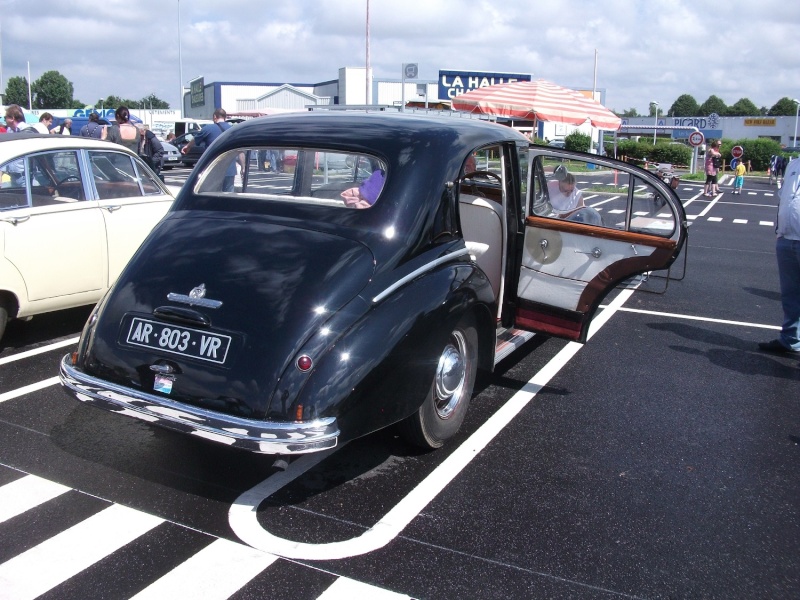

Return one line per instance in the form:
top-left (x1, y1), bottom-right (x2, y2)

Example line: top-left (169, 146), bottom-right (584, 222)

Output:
top-left (648, 102), bottom-right (660, 117)
top-left (768, 97), bottom-right (799, 116)
top-left (31, 70), bottom-right (74, 109)
top-left (4, 76), bottom-right (30, 106)
top-left (699, 95), bottom-right (727, 116)
top-left (617, 107), bottom-right (639, 117)
top-left (668, 94), bottom-right (699, 117)
top-left (726, 98), bottom-right (760, 116)
top-left (138, 94), bottom-right (170, 109)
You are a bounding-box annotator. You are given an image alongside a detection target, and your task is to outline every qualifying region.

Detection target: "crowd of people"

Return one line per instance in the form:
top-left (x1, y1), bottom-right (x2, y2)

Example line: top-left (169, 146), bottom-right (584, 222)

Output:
top-left (2, 103), bottom-right (165, 177)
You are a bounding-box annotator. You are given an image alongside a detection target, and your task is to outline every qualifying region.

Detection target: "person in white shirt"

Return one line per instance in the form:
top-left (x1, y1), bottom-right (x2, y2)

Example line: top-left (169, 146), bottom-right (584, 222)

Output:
top-left (547, 170), bottom-right (584, 215)
top-left (32, 112), bottom-right (52, 134)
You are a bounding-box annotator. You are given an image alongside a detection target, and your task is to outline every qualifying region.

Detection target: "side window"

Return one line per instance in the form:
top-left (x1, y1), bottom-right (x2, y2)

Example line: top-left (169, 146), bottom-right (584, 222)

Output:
top-left (528, 155), bottom-right (675, 237)
top-left (460, 144), bottom-right (503, 205)
top-left (29, 151), bottom-right (84, 206)
top-left (0, 156), bottom-right (29, 210)
top-left (88, 151), bottom-right (162, 199)
top-left (629, 175), bottom-right (676, 236)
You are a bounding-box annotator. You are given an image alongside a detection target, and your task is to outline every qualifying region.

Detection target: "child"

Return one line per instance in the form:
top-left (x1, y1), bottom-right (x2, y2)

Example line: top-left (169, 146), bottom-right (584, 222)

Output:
top-left (733, 158), bottom-right (746, 194)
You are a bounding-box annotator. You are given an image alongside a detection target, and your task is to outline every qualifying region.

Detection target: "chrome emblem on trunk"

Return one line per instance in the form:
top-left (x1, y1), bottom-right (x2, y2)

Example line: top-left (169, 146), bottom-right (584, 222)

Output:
top-left (167, 283), bottom-right (223, 309)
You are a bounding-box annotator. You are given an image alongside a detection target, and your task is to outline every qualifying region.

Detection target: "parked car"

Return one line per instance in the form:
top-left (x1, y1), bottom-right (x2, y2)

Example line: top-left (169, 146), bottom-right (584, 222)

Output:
top-left (160, 140), bottom-right (181, 169)
top-left (0, 133), bottom-right (176, 340)
top-left (171, 131), bottom-right (205, 166)
top-left (60, 112), bottom-right (687, 456)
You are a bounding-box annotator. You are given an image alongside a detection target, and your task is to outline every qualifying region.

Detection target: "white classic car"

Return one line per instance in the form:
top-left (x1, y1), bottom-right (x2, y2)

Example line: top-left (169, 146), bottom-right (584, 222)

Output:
top-left (0, 133), bottom-right (176, 340)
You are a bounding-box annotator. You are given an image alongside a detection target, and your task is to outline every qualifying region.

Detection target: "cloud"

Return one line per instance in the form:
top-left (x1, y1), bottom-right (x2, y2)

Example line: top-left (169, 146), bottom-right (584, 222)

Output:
top-left (2, 0), bottom-right (798, 114)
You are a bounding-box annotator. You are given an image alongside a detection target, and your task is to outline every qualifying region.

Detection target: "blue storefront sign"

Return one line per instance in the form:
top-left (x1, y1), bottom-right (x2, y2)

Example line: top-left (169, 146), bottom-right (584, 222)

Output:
top-left (670, 113), bottom-right (722, 140)
top-left (439, 70), bottom-right (531, 100)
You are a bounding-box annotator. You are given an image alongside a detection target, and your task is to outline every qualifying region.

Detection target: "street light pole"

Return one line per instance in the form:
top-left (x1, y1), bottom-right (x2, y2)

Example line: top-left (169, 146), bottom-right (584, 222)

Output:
top-left (652, 101), bottom-right (659, 145)
top-left (793, 98), bottom-right (799, 149)
top-left (178, 0), bottom-right (183, 117)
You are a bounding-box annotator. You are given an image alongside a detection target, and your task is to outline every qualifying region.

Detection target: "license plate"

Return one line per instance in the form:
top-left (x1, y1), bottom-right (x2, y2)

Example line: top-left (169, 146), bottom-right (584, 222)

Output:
top-left (125, 317), bottom-right (232, 364)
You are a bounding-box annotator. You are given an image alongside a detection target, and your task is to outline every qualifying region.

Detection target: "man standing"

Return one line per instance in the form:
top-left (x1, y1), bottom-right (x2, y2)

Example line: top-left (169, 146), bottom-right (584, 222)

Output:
top-left (138, 125), bottom-right (164, 177)
top-left (181, 108), bottom-right (237, 191)
top-left (3, 105), bottom-right (29, 133)
top-left (759, 157), bottom-right (800, 355)
top-left (32, 112), bottom-right (53, 134)
top-left (53, 118), bottom-right (72, 135)
top-left (3, 105), bottom-right (32, 185)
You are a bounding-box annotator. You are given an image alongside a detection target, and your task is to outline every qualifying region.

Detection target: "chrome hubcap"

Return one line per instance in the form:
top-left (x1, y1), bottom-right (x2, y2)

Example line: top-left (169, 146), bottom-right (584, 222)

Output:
top-left (434, 330), bottom-right (467, 419)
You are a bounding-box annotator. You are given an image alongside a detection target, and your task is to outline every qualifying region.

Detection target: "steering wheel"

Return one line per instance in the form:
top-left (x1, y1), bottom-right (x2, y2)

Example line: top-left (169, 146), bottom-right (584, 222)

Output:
top-left (54, 175), bottom-right (82, 199)
top-left (464, 170), bottom-right (501, 184)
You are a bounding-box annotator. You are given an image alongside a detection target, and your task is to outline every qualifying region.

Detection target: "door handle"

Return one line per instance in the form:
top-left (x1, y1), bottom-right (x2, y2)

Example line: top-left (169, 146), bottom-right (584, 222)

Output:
top-left (574, 247), bottom-right (602, 258)
top-left (539, 239), bottom-right (549, 261)
top-left (102, 205), bottom-right (122, 212)
top-left (1, 215), bottom-right (30, 225)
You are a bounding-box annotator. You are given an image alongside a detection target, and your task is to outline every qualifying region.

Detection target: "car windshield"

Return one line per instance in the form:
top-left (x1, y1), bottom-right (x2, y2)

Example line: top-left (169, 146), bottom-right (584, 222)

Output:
top-left (195, 148), bottom-right (387, 210)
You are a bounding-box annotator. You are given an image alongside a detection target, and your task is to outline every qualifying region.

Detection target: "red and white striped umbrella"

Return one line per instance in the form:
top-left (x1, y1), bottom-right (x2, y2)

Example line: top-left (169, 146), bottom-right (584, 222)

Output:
top-left (451, 79), bottom-right (621, 130)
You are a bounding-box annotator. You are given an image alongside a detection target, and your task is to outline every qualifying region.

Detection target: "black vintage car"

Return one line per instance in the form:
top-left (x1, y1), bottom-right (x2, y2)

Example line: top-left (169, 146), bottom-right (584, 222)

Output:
top-left (60, 111), bottom-right (688, 455)
top-left (171, 131), bottom-right (205, 166)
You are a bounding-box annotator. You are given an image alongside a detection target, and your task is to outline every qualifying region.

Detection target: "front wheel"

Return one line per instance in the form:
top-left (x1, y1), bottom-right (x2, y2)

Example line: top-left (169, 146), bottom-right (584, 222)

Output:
top-left (399, 315), bottom-right (478, 449)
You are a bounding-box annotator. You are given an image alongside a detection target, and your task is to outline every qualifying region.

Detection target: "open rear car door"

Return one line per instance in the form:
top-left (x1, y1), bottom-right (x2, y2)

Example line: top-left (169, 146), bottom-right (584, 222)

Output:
top-left (509, 147), bottom-right (688, 343)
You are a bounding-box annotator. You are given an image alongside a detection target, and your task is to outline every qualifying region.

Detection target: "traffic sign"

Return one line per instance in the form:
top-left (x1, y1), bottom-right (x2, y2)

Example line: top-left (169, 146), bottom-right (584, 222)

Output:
top-left (731, 145), bottom-right (744, 159)
top-left (688, 131), bottom-right (705, 147)
top-left (403, 63), bottom-right (418, 79)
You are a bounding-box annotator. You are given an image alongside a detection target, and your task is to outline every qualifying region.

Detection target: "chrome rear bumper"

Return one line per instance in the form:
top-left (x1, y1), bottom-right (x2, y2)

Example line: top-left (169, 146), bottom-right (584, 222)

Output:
top-left (59, 355), bottom-right (339, 455)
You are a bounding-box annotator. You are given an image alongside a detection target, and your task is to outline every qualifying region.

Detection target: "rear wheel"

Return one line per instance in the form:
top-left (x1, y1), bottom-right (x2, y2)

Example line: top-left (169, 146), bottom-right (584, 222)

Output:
top-left (400, 315), bottom-right (478, 449)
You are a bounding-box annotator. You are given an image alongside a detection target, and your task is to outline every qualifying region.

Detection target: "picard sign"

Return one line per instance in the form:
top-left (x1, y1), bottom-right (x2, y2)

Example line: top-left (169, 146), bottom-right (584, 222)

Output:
top-left (439, 70), bottom-right (531, 100)
top-left (744, 118), bottom-right (776, 126)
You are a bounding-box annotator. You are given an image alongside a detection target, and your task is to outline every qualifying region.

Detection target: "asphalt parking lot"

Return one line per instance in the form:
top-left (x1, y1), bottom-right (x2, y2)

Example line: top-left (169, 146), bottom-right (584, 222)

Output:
top-left (0, 168), bottom-right (798, 599)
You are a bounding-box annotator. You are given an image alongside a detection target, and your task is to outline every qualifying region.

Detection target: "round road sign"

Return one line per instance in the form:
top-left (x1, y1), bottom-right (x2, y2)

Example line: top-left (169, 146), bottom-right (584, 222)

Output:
top-left (688, 131), bottom-right (705, 147)
top-left (731, 145), bottom-right (744, 159)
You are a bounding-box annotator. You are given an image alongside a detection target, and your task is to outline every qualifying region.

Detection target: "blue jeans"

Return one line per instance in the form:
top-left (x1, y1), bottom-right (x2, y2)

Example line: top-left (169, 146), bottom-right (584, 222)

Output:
top-left (776, 237), bottom-right (800, 350)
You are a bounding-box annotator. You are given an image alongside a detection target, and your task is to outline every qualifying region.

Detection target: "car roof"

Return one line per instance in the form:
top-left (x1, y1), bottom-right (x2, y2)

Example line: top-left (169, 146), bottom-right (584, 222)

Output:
top-left (225, 110), bottom-right (527, 149)
top-left (0, 132), bottom-right (138, 158)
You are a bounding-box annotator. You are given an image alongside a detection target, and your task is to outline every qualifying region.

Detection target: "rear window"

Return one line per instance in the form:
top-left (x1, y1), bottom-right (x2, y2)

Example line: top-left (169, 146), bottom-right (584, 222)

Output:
top-left (195, 148), bottom-right (387, 210)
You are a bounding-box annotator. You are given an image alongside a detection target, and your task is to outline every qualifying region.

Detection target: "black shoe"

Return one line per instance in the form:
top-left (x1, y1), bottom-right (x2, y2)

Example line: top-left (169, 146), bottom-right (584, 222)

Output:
top-left (758, 339), bottom-right (799, 354)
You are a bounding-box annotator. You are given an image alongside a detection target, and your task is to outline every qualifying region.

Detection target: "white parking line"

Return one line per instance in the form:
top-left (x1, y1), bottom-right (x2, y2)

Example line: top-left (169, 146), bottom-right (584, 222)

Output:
top-left (229, 289), bottom-right (636, 560)
top-left (0, 377), bottom-right (60, 404)
top-left (608, 306), bottom-right (781, 330)
top-left (0, 337), bottom-right (79, 366)
top-left (0, 475), bottom-right (70, 524)
top-left (129, 538), bottom-right (278, 600)
top-left (0, 504), bottom-right (163, 600)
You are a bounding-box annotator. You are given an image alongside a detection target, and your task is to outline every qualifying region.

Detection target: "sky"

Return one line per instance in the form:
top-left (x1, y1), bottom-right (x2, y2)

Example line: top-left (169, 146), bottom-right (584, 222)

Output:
top-left (1, 0), bottom-right (799, 115)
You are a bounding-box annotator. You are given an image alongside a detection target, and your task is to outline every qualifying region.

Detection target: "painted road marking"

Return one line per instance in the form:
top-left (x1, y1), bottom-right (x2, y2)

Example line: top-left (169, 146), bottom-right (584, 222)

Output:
top-left (129, 538), bottom-right (278, 600)
top-left (0, 337), bottom-right (78, 366)
top-left (228, 289), bottom-right (636, 560)
top-left (0, 475), bottom-right (70, 524)
top-left (0, 504), bottom-right (163, 600)
top-left (0, 377), bottom-right (60, 404)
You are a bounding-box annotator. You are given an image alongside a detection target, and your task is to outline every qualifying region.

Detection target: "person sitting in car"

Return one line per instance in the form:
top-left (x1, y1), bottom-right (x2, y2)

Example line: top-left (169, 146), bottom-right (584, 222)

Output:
top-left (547, 167), bottom-right (584, 216)
top-left (340, 169), bottom-right (385, 209)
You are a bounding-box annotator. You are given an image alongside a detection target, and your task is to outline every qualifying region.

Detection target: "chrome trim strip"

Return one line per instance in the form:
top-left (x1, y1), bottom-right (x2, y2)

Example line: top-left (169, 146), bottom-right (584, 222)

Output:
top-left (166, 293), bottom-right (223, 309)
top-left (59, 356), bottom-right (338, 455)
top-left (372, 248), bottom-right (469, 304)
